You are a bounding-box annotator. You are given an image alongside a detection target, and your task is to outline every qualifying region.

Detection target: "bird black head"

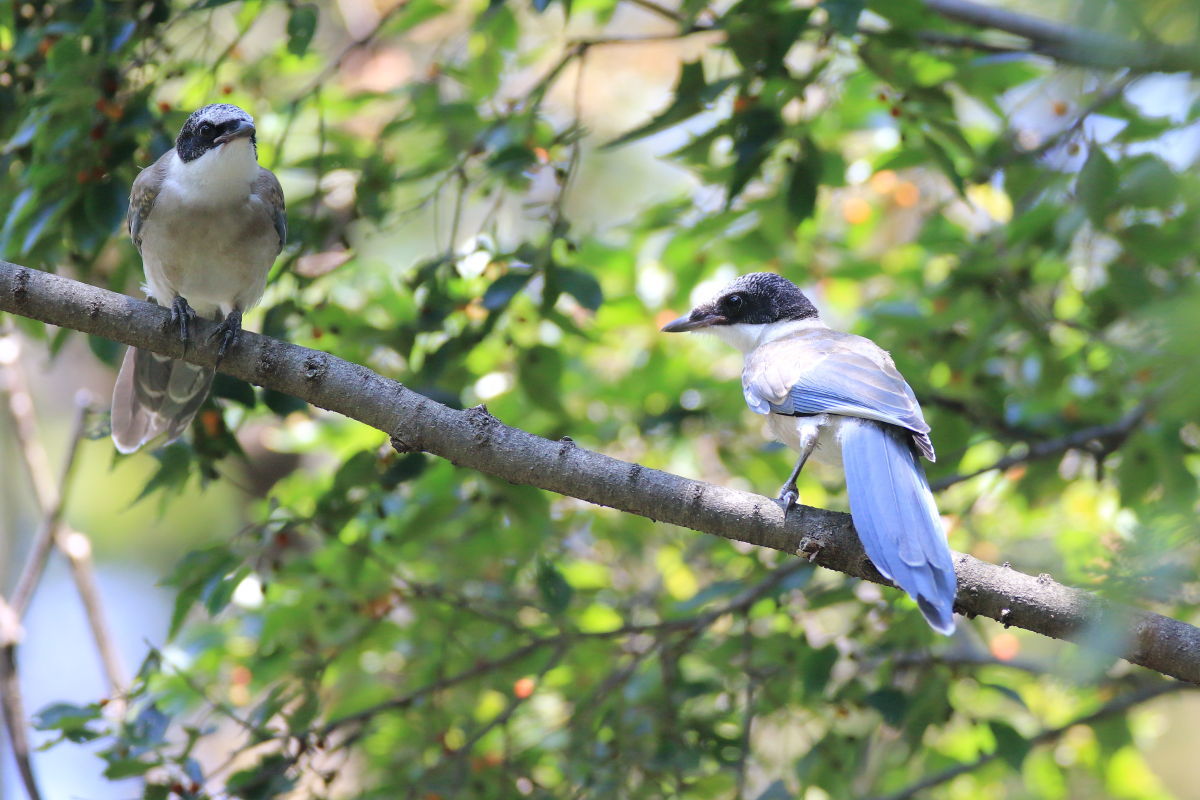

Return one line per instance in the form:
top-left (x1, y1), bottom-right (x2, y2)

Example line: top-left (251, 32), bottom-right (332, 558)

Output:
top-left (175, 103), bottom-right (257, 163)
top-left (661, 272), bottom-right (819, 332)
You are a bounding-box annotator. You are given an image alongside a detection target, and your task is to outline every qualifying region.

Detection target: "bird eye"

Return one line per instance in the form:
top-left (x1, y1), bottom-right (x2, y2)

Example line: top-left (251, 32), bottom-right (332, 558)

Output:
top-left (198, 122), bottom-right (214, 138)
top-left (725, 294), bottom-right (744, 313)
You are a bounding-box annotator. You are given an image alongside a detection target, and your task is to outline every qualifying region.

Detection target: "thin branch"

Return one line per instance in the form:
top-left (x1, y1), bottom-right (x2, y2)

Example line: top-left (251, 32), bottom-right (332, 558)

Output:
top-left (0, 596), bottom-right (41, 800)
top-left (4, 378), bottom-right (88, 618)
top-left (931, 405), bottom-right (1146, 491)
top-left (1, 261), bottom-right (1199, 684)
top-left (867, 680), bottom-right (1193, 800)
top-left (922, 0), bottom-right (1200, 73)
top-left (0, 372), bottom-right (127, 695)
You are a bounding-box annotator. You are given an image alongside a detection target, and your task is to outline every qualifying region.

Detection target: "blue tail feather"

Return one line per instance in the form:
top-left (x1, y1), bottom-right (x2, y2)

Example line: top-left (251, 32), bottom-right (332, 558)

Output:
top-left (840, 419), bottom-right (957, 635)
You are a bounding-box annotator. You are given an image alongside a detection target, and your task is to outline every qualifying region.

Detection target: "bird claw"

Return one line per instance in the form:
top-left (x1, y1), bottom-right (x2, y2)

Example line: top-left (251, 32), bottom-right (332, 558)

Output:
top-left (776, 484), bottom-right (799, 515)
top-left (170, 296), bottom-right (197, 344)
top-left (209, 310), bottom-right (242, 366)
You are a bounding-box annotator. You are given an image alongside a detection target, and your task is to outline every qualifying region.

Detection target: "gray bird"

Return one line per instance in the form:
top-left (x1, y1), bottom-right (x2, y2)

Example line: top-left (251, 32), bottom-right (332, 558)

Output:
top-left (662, 273), bottom-right (956, 634)
top-left (112, 103), bottom-right (286, 453)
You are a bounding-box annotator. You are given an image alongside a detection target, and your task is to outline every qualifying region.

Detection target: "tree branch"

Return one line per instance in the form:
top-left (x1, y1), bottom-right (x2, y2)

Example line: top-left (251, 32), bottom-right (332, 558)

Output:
top-left (922, 0), bottom-right (1200, 72)
top-left (867, 679), bottom-right (1193, 800)
top-left (1, 260), bottom-right (1198, 684)
top-left (930, 405), bottom-right (1146, 491)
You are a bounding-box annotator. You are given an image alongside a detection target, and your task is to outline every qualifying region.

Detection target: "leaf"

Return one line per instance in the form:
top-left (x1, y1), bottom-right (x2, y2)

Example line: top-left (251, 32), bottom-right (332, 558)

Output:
top-left (557, 267), bottom-right (603, 311)
top-left (103, 757), bottom-right (159, 779)
top-left (381, 453), bottom-right (427, 489)
top-left (32, 702), bottom-right (101, 731)
top-left (517, 345), bottom-right (565, 412)
top-left (822, 0), bottom-right (864, 36)
top-left (754, 780), bottom-right (792, 800)
top-left (135, 443), bottom-right (194, 502)
top-left (162, 546), bottom-right (241, 638)
top-left (212, 373), bottom-right (257, 407)
top-left (483, 270), bottom-right (532, 311)
top-left (865, 687), bottom-right (908, 726)
top-left (263, 388), bottom-right (307, 417)
top-left (606, 61), bottom-right (717, 148)
top-left (785, 139), bottom-right (821, 221)
top-left (1077, 146), bottom-right (1117, 224)
top-left (1117, 154), bottom-right (1177, 208)
top-left (989, 720), bottom-right (1031, 769)
top-left (801, 645), bottom-right (838, 696)
top-left (536, 558), bottom-right (573, 614)
top-left (286, 4), bottom-right (318, 56)
top-left (727, 106), bottom-right (782, 207)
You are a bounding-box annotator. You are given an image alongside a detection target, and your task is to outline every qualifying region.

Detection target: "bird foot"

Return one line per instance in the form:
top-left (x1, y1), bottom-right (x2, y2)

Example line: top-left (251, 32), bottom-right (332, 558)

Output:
top-left (209, 309), bottom-right (243, 365)
top-left (170, 296), bottom-right (197, 344)
top-left (775, 484), bottom-right (799, 515)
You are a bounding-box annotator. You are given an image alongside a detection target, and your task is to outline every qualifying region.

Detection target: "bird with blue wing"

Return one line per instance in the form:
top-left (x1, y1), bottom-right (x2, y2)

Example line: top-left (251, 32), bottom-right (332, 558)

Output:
top-left (662, 273), bottom-right (957, 634)
top-left (112, 103), bottom-right (286, 453)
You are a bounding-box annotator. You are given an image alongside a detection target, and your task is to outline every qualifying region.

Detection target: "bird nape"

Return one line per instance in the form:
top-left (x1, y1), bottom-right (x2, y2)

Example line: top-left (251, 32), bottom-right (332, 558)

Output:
top-left (111, 103), bottom-right (286, 454)
top-left (662, 272), bottom-right (957, 635)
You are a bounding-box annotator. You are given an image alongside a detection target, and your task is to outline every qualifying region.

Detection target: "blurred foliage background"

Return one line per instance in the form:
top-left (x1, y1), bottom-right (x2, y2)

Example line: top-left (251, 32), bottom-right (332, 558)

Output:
top-left (2, 0), bottom-right (1200, 797)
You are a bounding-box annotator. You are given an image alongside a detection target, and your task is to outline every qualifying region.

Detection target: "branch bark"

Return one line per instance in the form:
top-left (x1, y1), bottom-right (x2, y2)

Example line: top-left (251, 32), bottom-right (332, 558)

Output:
top-left (923, 0), bottom-right (1200, 73)
top-left (1, 260), bottom-right (1198, 684)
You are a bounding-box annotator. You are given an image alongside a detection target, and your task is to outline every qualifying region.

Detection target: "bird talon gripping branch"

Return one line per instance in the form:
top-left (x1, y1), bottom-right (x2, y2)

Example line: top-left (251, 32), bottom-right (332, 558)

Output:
top-left (169, 295), bottom-right (197, 343)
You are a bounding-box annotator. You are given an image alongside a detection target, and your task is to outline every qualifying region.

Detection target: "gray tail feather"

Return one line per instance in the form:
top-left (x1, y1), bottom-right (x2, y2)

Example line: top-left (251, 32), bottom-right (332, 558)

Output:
top-left (111, 346), bottom-right (215, 454)
top-left (841, 419), bottom-right (957, 635)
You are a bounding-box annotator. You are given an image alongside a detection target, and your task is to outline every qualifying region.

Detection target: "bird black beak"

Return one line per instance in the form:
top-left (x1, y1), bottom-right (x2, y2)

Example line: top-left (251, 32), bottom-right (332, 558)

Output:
top-left (661, 310), bottom-right (725, 332)
top-left (214, 120), bottom-right (256, 145)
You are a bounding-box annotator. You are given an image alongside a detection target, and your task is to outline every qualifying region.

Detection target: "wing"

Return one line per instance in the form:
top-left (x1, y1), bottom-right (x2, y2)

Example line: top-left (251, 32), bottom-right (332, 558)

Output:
top-left (254, 167), bottom-right (287, 254)
top-left (127, 150), bottom-right (173, 254)
top-left (744, 329), bottom-right (936, 460)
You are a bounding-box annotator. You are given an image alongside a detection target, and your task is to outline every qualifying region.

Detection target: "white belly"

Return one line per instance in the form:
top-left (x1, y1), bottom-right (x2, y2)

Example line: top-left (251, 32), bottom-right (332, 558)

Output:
top-left (766, 412), bottom-right (846, 470)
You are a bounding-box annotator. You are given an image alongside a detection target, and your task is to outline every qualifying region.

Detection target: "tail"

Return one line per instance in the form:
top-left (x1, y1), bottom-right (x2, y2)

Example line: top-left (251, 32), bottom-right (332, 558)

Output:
top-left (111, 346), bottom-right (215, 453)
top-left (840, 419), bottom-right (957, 635)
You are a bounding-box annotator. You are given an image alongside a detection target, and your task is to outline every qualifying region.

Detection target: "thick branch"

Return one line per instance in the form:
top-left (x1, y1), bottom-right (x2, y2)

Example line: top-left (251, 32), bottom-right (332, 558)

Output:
top-left (923, 0), bottom-right (1200, 73)
top-left (1, 260), bottom-right (1198, 684)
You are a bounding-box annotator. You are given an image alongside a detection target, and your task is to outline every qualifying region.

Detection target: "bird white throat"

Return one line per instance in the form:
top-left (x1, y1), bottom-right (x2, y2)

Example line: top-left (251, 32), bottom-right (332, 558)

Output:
top-left (704, 317), bottom-right (829, 354)
top-left (165, 137), bottom-right (259, 204)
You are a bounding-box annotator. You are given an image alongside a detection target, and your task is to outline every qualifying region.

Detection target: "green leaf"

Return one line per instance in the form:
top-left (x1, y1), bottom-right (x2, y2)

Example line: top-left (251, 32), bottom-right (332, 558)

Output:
top-left (606, 61), bottom-right (720, 148)
top-left (557, 267), bottom-right (603, 311)
top-left (103, 757), bottom-right (160, 779)
top-left (755, 780), bottom-right (792, 800)
top-left (822, 0), bottom-right (864, 36)
top-left (989, 720), bottom-right (1031, 769)
top-left (785, 139), bottom-right (821, 221)
top-left (162, 546), bottom-right (241, 638)
top-left (483, 270), bottom-right (532, 311)
top-left (212, 373), bottom-right (258, 407)
top-left (536, 558), bottom-right (573, 614)
top-left (517, 344), bottom-right (564, 411)
top-left (32, 702), bottom-right (101, 731)
top-left (135, 443), bottom-right (194, 501)
top-left (865, 687), bottom-right (908, 726)
top-left (286, 5), bottom-right (318, 56)
top-left (1077, 146), bottom-right (1117, 224)
top-left (727, 106), bottom-right (782, 207)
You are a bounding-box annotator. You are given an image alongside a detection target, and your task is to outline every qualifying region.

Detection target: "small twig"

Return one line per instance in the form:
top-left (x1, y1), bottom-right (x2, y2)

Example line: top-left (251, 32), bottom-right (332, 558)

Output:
top-left (5, 380), bottom-right (88, 618)
top-left (867, 680), bottom-right (1192, 800)
top-left (0, 596), bottom-right (41, 800)
top-left (932, 405), bottom-right (1146, 491)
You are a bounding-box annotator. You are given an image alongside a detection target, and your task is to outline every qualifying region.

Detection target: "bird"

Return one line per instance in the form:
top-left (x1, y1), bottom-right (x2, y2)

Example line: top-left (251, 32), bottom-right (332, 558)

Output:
top-left (111, 103), bottom-right (286, 453)
top-left (662, 273), bottom-right (956, 634)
